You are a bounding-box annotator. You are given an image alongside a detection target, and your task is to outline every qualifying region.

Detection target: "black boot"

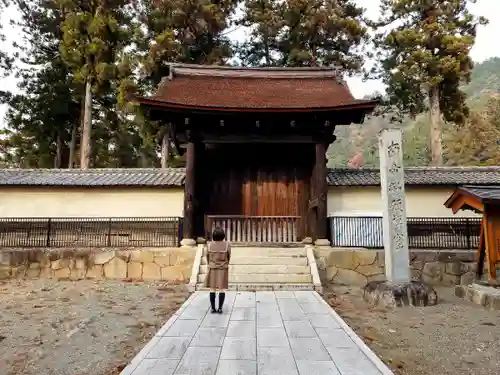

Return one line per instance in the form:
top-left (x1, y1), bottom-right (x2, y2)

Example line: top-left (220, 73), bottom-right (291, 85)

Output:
top-left (217, 292), bottom-right (225, 314)
top-left (209, 292), bottom-right (216, 313)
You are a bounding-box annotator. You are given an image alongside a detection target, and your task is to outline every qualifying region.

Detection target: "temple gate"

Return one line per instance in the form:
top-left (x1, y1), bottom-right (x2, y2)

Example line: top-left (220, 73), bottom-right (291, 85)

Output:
top-left (137, 64), bottom-right (377, 245)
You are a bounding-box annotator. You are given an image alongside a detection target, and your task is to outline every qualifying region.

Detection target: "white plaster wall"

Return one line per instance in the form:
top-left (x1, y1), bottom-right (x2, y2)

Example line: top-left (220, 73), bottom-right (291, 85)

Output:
top-left (327, 186), bottom-right (479, 218)
top-left (0, 187), bottom-right (185, 217)
top-left (0, 185), bottom-right (479, 218)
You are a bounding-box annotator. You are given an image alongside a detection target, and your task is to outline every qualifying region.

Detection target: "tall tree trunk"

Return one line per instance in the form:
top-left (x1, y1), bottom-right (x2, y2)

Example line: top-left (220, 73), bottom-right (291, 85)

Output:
top-left (161, 131), bottom-right (170, 168)
top-left (54, 131), bottom-right (62, 168)
top-left (139, 150), bottom-right (148, 167)
top-left (68, 122), bottom-right (77, 168)
top-left (429, 85), bottom-right (443, 165)
top-left (80, 79), bottom-right (92, 169)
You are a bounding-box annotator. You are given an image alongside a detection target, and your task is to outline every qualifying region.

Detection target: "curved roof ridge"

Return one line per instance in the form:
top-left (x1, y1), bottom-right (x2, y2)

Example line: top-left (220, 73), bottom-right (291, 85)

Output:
top-left (169, 63), bottom-right (342, 71)
top-left (330, 166), bottom-right (500, 172)
top-left (168, 63), bottom-right (344, 80)
top-left (0, 167), bottom-right (186, 173)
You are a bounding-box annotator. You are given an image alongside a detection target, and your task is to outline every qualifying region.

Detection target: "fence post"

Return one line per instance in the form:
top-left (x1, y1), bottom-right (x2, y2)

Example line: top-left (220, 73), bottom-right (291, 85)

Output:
top-left (107, 219), bottom-right (112, 247)
top-left (326, 217), bottom-right (332, 245)
top-left (465, 218), bottom-right (471, 250)
top-left (177, 217), bottom-right (183, 247)
top-left (46, 218), bottom-right (52, 247)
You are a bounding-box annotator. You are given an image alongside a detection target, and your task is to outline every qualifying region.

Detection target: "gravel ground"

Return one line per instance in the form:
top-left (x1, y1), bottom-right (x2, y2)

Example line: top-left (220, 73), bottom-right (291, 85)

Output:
top-left (3, 280), bottom-right (498, 375)
top-left (324, 285), bottom-right (500, 375)
top-left (0, 279), bottom-right (190, 375)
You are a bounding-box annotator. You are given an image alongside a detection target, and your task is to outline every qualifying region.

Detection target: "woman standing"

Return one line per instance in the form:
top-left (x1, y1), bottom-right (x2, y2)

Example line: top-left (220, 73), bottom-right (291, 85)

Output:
top-left (205, 227), bottom-right (231, 313)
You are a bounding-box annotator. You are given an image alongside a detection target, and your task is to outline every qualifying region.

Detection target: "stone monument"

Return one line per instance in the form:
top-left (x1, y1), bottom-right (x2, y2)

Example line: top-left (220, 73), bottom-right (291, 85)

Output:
top-left (363, 128), bottom-right (437, 307)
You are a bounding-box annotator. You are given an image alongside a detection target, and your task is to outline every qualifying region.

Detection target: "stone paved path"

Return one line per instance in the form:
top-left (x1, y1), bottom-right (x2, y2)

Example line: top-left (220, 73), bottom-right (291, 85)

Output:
top-left (121, 291), bottom-right (394, 375)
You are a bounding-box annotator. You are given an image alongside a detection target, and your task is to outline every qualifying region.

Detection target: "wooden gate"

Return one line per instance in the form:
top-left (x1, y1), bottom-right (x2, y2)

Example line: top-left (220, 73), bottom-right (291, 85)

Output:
top-left (201, 143), bottom-right (312, 243)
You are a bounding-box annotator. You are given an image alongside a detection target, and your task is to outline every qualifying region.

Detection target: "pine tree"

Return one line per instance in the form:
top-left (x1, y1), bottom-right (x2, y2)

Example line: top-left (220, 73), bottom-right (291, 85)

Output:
top-left (238, 0), bottom-right (283, 66)
top-left (373, 0), bottom-right (487, 165)
top-left (118, 0), bottom-right (238, 167)
top-left (58, 0), bottom-right (134, 169)
top-left (239, 0), bottom-right (368, 72)
top-left (0, 0), bottom-right (13, 77)
top-left (1, 61), bottom-right (81, 167)
top-left (2, 0), bottom-right (144, 168)
top-left (138, 0), bottom-right (237, 85)
top-left (0, 0), bottom-right (82, 168)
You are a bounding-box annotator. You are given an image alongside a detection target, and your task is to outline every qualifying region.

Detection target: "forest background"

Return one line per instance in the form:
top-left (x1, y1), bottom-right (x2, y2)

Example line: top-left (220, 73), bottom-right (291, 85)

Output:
top-left (0, 0), bottom-right (497, 169)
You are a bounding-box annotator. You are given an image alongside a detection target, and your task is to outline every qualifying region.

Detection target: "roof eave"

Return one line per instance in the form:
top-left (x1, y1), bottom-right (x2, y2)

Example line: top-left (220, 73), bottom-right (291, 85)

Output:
top-left (0, 184), bottom-right (183, 188)
top-left (135, 96), bottom-right (379, 114)
top-left (444, 187), bottom-right (486, 214)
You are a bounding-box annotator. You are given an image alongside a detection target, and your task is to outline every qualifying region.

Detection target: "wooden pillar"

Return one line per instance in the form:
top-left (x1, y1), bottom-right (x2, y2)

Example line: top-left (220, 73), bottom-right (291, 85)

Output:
top-left (483, 206), bottom-right (499, 281)
top-left (313, 141), bottom-right (328, 242)
top-left (193, 142), bottom-right (205, 238)
top-left (476, 217), bottom-right (486, 279)
top-left (183, 135), bottom-right (196, 243)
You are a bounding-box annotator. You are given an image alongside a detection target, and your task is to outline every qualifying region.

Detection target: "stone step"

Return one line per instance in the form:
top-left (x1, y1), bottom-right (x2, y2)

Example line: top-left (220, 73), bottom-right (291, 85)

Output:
top-left (195, 283), bottom-right (314, 291)
top-left (223, 247), bottom-right (307, 257)
top-left (200, 256), bottom-right (308, 266)
top-left (198, 273), bottom-right (312, 284)
top-left (199, 264), bottom-right (310, 275)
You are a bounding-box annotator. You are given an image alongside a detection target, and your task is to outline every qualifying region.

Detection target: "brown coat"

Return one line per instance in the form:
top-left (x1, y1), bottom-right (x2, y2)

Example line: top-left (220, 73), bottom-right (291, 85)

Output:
top-left (204, 241), bottom-right (231, 290)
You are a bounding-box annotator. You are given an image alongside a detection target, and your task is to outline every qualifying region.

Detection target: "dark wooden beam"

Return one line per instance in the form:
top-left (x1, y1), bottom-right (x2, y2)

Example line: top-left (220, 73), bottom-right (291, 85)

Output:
top-left (314, 141), bottom-right (328, 240)
top-left (198, 134), bottom-right (319, 143)
top-left (183, 132), bottom-right (196, 239)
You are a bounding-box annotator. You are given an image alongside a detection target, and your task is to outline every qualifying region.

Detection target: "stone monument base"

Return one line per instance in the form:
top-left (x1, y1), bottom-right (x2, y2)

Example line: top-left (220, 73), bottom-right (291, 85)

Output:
top-left (314, 238), bottom-right (331, 247)
top-left (454, 283), bottom-right (500, 311)
top-left (363, 280), bottom-right (438, 308)
top-left (180, 238), bottom-right (197, 247)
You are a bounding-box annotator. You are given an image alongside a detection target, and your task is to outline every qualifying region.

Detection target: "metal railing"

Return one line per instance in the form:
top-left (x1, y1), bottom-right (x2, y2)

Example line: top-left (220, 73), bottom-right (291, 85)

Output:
top-left (0, 217), bottom-right (183, 248)
top-left (205, 215), bottom-right (302, 243)
top-left (329, 216), bottom-right (481, 250)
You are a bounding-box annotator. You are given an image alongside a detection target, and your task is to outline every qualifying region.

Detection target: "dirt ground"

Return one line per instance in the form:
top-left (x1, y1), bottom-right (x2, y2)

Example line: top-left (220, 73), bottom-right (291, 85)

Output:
top-left (324, 285), bottom-right (500, 375)
top-left (0, 279), bottom-right (190, 375)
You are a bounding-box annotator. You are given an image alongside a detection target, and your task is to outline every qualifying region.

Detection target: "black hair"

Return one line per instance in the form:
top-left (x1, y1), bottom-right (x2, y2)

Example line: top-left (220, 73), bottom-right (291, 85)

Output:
top-left (212, 227), bottom-right (226, 241)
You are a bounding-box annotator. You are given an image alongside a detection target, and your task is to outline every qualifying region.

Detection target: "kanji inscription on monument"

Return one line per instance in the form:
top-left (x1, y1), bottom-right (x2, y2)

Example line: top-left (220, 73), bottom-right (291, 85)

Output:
top-left (379, 128), bottom-right (410, 283)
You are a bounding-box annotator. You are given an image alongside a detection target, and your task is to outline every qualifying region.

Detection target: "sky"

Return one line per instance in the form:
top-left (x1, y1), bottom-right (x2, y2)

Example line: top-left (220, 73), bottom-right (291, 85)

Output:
top-left (0, 0), bottom-right (499, 128)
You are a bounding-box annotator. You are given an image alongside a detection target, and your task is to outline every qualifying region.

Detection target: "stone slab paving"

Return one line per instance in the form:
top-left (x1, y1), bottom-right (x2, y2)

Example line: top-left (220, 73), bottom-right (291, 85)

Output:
top-left (120, 291), bottom-right (394, 375)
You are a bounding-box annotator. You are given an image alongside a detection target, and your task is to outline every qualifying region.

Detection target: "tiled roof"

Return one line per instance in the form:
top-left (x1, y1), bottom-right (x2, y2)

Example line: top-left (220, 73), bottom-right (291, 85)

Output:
top-left (0, 168), bottom-right (185, 187)
top-left (150, 64), bottom-right (369, 109)
top-left (459, 185), bottom-right (500, 201)
top-left (327, 167), bottom-right (500, 186)
top-left (1, 166), bottom-right (499, 188)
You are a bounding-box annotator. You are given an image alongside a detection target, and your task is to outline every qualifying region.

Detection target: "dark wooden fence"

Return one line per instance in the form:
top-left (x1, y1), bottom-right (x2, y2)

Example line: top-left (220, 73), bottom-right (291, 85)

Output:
top-left (205, 215), bottom-right (301, 243)
top-left (0, 217), bottom-right (183, 248)
top-left (329, 216), bottom-right (481, 250)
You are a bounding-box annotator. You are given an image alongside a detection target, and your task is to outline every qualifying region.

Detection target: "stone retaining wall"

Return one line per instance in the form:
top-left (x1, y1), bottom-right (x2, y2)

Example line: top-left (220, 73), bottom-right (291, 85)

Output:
top-left (0, 248), bottom-right (195, 282)
top-left (0, 246), bottom-right (480, 287)
top-left (314, 248), bottom-right (476, 287)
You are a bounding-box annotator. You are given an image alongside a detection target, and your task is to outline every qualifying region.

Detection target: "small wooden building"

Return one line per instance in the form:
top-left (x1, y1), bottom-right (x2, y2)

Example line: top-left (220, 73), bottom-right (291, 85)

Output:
top-left (137, 64), bottom-right (378, 244)
top-left (445, 185), bottom-right (500, 282)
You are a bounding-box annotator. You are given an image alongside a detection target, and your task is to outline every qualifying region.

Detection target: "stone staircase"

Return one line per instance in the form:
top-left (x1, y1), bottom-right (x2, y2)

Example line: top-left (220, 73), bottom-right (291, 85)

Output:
top-left (191, 246), bottom-right (322, 292)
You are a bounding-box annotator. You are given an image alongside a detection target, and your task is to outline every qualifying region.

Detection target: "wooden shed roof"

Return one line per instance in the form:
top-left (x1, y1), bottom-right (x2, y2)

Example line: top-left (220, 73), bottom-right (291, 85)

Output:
top-left (444, 185), bottom-right (500, 214)
top-left (137, 64), bottom-right (378, 113)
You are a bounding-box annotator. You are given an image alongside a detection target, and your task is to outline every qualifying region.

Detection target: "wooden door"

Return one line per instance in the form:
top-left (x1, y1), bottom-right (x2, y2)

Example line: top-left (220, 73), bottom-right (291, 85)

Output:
top-left (203, 143), bottom-right (312, 241)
